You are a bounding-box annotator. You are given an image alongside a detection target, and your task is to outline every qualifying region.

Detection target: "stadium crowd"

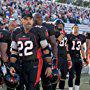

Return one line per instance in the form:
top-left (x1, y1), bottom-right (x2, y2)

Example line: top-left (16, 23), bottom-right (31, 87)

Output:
top-left (0, 0), bottom-right (90, 26)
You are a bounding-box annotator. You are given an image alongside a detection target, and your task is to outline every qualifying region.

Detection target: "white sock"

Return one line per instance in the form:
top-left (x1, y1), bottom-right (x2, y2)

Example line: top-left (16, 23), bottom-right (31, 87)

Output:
top-left (75, 85), bottom-right (79, 90)
top-left (69, 87), bottom-right (73, 90)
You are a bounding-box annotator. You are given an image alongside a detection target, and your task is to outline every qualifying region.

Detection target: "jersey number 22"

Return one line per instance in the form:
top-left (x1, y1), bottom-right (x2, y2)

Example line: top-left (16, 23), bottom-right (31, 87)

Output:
top-left (18, 41), bottom-right (33, 56)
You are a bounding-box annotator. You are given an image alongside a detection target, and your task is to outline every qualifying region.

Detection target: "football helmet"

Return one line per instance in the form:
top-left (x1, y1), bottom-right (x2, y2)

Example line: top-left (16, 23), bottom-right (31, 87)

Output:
top-left (44, 68), bottom-right (60, 86)
top-left (54, 19), bottom-right (65, 28)
top-left (49, 68), bottom-right (60, 84)
top-left (5, 73), bottom-right (20, 89)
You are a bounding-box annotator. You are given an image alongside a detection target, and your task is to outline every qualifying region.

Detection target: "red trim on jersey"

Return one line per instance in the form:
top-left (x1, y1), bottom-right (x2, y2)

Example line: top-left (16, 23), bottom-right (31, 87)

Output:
top-left (88, 49), bottom-right (90, 64)
top-left (56, 56), bottom-right (58, 68)
top-left (34, 48), bottom-right (43, 87)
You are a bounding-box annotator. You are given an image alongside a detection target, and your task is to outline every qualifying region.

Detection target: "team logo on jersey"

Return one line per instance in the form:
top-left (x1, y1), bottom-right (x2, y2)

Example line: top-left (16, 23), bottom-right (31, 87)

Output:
top-left (22, 36), bottom-right (26, 37)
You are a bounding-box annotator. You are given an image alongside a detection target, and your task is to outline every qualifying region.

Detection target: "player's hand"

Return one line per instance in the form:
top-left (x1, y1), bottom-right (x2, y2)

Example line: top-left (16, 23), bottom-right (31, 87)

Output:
top-left (52, 57), bottom-right (58, 69)
top-left (68, 60), bottom-right (72, 70)
top-left (10, 67), bottom-right (16, 76)
top-left (45, 67), bottom-right (52, 77)
top-left (83, 58), bottom-right (89, 66)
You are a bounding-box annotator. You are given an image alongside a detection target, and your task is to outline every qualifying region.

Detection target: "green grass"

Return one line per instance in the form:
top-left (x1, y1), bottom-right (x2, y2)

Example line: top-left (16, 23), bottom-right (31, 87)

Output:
top-left (56, 74), bottom-right (90, 90)
top-left (0, 74), bottom-right (90, 90)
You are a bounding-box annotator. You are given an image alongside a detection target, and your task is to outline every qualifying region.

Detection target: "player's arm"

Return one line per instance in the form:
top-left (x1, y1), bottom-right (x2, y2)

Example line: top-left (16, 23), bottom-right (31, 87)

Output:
top-left (10, 41), bottom-right (18, 63)
top-left (0, 32), bottom-right (11, 65)
top-left (66, 34), bottom-right (72, 69)
top-left (39, 26), bottom-right (52, 77)
top-left (9, 31), bottom-right (18, 76)
top-left (66, 44), bottom-right (71, 60)
top-left (49, 35), bottom-right (58, 57)
top-left (49, 35), bottom-right (58, 68)
top-left (47, 25), bottom-right (58, 69)
top-left (46, 24), bottom-right (58, 58)
top-left (40, 39), bottom-right (52, 66)
top-left (10, 29), bottom-right (19, 63)
top-left (86, 39), bottom-right (90, 60)
top-left (0, 43), bottom-right (8, 63)
top-left (81, 44), bottom-right (89, 65)
top-left (9, 40), bottom-right (18, 76)
top-left (66, 44), bottom-right (72, 69)
top-left (38, 26), bottom-right (52, 65)
top-left (40, 39), bottom-right (52, 77)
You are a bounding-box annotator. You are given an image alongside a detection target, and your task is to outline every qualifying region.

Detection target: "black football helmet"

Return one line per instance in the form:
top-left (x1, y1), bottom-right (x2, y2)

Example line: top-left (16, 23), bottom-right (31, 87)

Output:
top-left (49, 68), bottom-right (60, 84)
top-left (54, 19), bottom-right (65, 31)
top-left (44, 68), bottom-right (60, 86)
top-left (54, 19), bottom-right (64, 27)
top-left (5, 73), bottom-right (20, 89)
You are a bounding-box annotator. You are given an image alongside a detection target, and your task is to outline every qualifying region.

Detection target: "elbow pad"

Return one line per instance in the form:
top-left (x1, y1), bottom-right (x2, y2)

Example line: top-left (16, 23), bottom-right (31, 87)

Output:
top-left (41, 45), bottom-right (52, 59)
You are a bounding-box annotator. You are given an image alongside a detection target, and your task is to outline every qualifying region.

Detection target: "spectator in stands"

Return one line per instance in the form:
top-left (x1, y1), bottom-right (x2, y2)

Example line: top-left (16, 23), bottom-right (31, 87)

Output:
top-left (0, 0), bottom-right (90, 26)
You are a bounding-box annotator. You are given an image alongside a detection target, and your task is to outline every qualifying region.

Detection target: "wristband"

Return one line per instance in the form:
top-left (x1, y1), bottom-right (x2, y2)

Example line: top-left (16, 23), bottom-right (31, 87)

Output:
top-left (11, 54), bottom-right (17, 59)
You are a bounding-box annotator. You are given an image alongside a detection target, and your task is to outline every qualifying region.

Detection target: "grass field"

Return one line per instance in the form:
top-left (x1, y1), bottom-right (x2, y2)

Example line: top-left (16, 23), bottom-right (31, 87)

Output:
top-left (63, 74), bottom-right (90, 90)
top-left (0, 74), bottom-right (90, 90)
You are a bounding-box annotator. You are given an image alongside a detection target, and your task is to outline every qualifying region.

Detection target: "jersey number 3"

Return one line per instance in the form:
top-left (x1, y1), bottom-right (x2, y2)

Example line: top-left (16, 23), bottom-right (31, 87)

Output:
top-left (18, 41), bottom-right (33, 56)
top-left (72, 41), bottom-right (81, 50)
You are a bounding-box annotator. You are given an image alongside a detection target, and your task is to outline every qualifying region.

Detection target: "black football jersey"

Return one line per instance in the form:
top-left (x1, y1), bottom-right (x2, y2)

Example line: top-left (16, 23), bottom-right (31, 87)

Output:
top-left (86, 33), bottom-right (90, 39)
top-left (55, 30), bottom-right (67, 58)
top-left (0, 29), bottom-right (11, 43)
top-left (42, 22), bottom-right (55, 37)
top-left (67, 34), bottom-right (86, 58)
top-left (12, 26), bottom-right (46, 60)
top-left (0, 29), bottom-right (11, 55)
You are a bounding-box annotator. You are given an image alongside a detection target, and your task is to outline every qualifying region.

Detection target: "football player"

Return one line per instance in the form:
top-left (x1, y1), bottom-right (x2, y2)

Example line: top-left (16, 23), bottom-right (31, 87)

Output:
top-left (33, 12), bottom-right (58, 90)
top-left (9, 10), bottom-right (52, 90)
top-left (0, 23), bottom-right (11, 89)
top-left (54, 19), bottom-right (72, 90)
top-left (67, 24), bottom-right (88, 90)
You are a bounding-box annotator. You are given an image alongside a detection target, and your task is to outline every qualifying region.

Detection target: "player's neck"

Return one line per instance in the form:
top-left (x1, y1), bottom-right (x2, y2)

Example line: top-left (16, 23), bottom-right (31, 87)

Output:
top-left (73, 32), bottom-right (78, 36)
top-left (24, 29), bottom-right (30, 33)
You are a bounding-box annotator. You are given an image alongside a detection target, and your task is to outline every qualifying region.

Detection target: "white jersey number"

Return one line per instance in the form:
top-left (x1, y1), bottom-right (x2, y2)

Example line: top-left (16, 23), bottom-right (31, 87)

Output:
top-left (17, 41), bottom-right (33, 56)
top-left (59, 37), bottom-right (67, 47)
top-left (72, 41), bottom-right (81, 50)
